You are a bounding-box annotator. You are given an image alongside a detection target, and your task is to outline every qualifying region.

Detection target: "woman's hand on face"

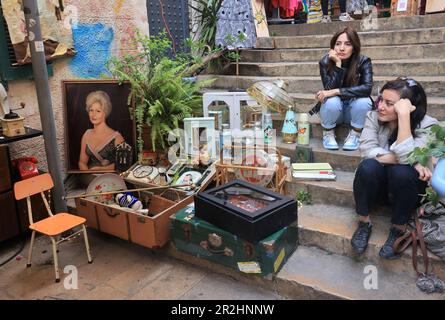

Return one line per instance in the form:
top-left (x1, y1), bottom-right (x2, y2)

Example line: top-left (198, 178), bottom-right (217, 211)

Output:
top-left (394, 98), bottom-right (416, 117)
top-left (328, 49), bottom-right (341, 64)
top-left (414, 163), bottom-right (432, 182)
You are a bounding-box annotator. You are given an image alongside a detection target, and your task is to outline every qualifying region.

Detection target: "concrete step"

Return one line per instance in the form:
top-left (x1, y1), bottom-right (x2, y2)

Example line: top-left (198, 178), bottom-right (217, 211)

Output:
top-left (198, 75), bottom-right (445, 98)
top-left (168, 242), bottom-right (445, 300)
top-left (297, 204), bottom-right (445, 281)
top-left (276, 245), bottom-right (445, 299)
top-left (226, 59), bottom-right (445, 77)
top-left (278, 137), bottom-right (361, 172)
top-left (285, 168), bottom-right (356, 208)
top-left (269, 12), bottom-right (445, 36)
top-left (258, 27), bottom-right (445, 49)
top-left (241, 43), bottom-right (445, 63)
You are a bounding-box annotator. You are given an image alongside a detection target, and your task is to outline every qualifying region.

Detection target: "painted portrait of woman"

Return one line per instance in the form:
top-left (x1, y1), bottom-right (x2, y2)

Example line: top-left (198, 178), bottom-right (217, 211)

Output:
top-left (63, 80), bottom-right (135, 172)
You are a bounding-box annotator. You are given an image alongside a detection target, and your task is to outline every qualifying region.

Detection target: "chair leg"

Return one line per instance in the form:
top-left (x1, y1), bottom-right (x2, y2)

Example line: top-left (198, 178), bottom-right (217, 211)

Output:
top-left (82, 224), bottom-right (93, 263)
top-left (27, 231), bottom-right (36, 267)
top-left (50, 237), bottom-right (60, 283)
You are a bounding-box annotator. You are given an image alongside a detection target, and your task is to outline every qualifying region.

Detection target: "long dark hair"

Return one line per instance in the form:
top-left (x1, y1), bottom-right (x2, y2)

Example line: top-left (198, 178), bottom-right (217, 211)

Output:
top-left (327, 27), bottom-right (361, 87)
top-left (381, 77), bottom-right (428, 142)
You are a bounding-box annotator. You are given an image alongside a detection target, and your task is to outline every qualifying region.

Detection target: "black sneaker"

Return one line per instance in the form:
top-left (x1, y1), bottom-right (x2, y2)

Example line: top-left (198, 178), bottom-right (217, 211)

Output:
top-left (351, 221), bottom-right (372, 254)
top-left (379, 227), bottom-right (405, 259)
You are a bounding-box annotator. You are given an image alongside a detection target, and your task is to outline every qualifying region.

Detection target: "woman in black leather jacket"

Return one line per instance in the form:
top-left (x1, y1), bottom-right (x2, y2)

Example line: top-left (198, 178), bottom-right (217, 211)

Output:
top-left (316, 27), bottom-right (373, 151)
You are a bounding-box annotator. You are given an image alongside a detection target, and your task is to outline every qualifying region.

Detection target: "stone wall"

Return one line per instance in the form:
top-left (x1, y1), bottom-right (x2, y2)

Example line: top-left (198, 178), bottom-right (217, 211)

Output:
top-left (6, 0), bottom-right (149, 175)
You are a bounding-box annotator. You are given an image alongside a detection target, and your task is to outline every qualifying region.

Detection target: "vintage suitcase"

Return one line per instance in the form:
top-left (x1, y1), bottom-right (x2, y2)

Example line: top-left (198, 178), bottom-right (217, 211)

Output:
top-left (170, 204), bottom-right (298, 277)
top-left (75, 189), bottom-right (193, 248)
top-left (194, 179), bottom-right (298, 242)
top-left (74, 165), bottom-right (215, 249)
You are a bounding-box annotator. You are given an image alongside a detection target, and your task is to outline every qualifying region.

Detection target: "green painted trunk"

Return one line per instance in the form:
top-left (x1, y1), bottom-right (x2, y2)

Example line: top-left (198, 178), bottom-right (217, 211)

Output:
top-left (170, 205), bottom-right (298, 277)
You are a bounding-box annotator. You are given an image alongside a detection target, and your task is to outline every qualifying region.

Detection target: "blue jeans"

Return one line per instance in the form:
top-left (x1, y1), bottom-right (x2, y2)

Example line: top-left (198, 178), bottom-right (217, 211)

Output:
top-left (320, 96), bottom-right (372, 130)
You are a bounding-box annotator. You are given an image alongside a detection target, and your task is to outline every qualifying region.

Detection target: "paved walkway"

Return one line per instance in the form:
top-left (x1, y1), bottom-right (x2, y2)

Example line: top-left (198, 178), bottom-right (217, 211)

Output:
top-left (0, 230), bottom-right (284, 300)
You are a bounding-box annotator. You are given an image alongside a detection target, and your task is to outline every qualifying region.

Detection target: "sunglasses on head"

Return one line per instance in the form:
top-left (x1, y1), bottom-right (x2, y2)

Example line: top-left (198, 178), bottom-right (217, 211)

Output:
top-left (397, 77), bottom-right (418, 87)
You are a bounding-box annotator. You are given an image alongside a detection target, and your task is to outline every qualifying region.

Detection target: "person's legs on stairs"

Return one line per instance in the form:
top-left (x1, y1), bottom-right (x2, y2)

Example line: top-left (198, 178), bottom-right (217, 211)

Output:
top-left (380, 164), bottom-right (428, 259)
top-left (352, 159), bottom-right (388, 253)
top-left (320, 96), bottom-right (343, 150)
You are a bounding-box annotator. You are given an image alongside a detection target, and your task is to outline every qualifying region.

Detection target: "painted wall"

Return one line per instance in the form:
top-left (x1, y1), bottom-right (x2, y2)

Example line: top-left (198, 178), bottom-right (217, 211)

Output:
top-left (6, 0), bottom-right (149, 174)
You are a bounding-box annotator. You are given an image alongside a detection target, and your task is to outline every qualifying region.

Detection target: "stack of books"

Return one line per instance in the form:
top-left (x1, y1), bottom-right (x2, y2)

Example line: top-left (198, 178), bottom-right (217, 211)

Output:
top-left (292, 163), bottom-right (336, 180)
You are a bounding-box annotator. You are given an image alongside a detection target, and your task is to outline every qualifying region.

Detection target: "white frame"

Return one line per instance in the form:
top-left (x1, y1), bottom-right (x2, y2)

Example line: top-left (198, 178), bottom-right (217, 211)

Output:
top-left (183, 117), bottom-right (217, 162)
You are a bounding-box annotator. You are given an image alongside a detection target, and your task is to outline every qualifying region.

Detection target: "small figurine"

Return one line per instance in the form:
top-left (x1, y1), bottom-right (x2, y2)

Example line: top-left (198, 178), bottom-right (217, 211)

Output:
top-left (115, 193), bottom-right (143, 211)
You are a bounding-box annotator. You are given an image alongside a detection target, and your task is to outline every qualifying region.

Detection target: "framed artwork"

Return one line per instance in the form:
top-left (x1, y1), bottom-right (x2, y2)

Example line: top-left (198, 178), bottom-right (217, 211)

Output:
top-left (294, 145), bottom-right (313, 163)
top-left (183, 117), bottom-right (217, 165)
top-left (62, 80), bottom-right (135, 173)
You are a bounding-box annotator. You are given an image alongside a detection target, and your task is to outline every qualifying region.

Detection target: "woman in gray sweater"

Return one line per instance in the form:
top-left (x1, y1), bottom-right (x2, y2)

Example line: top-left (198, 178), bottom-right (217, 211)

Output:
top-left (351, 78), bottom-right (439, 259)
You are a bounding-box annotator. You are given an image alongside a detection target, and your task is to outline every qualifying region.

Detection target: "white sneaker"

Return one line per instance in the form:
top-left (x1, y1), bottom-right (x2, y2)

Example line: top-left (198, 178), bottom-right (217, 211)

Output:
top-left (343, 130), bottom-right (361, 151)
top-left (322, 130), bottom-right (339, 150)
top-left (339, 12), bottom-right (355, 21)
top-left (321, 15), bottom-right (332, 23)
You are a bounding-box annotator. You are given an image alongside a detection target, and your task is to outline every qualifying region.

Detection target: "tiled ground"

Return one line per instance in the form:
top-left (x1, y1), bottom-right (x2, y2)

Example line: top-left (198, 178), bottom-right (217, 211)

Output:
top-left (0, 230), bottom-right (284, 300)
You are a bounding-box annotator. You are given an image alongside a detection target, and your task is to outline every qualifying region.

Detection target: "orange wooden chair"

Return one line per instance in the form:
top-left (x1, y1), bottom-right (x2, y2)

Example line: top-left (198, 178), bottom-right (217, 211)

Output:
top-left (14, 173), bottom-right (92, 282)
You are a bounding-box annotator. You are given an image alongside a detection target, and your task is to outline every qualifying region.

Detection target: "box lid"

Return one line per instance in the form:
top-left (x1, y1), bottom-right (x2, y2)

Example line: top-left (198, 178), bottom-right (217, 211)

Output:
top-left (195, 179), bottom-right (296, 221)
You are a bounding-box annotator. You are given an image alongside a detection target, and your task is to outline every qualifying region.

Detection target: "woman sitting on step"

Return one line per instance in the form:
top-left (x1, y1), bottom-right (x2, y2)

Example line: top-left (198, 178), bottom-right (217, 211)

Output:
top-left (317, 27), bottom-right (373, 151)
top-left (351, 77), bottom-right (439, 259)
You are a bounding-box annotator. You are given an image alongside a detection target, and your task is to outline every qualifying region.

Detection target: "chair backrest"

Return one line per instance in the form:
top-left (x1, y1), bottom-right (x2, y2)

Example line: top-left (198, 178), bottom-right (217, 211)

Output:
top-left (14, 173), bottom-right (54, 200)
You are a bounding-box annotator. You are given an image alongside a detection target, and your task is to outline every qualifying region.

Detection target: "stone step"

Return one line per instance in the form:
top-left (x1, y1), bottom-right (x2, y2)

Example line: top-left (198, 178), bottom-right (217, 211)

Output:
top-left (198, 75), bottom-right (445, 97)
top-left (258, 27), bottom-right (445, 49)
top-left (285, 168), bottom-right (356, 208)
top-left (270, 93), bottom-right (445, 121)
top-left (226, 59), bottom-right (445, 77)
top-left (269, 12), bottom-right (445, 36)
top-left (297, 204), bottom-right (445, 281)
top-left (276, 245), bottom-right (445, 299)
top-left (278, 137), bottom-right (361, 172)
top-left (241, 43), bottom-right (445, 63)
top-left (168, 242), bottom-right (445, 300)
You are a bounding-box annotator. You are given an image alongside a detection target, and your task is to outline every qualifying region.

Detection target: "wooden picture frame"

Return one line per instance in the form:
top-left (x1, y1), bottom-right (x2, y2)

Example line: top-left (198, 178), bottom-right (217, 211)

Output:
top-left (62, 80), bottom-right (136, 173)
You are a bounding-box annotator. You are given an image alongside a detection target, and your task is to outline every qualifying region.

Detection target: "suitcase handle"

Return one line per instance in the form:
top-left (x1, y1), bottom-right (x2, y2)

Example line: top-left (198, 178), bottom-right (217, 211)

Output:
top-left (104, 207), bottom-right (119, 217)
top-left (200, 241), bottom-right (234, 256)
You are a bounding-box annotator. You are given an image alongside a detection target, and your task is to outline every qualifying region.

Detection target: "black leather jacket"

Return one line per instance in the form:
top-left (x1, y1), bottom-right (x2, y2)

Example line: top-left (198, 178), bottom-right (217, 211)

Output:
top-left (319, 54), bottom-right (373, 99)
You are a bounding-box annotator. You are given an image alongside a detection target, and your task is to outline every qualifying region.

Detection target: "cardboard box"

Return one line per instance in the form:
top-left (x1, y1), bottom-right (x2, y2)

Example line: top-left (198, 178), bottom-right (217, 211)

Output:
top-left (426, 0), bottom-right (445, 12)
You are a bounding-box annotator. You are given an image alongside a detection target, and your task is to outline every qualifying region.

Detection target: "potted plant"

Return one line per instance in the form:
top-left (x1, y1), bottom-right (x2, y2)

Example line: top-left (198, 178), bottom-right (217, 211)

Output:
top-left (107, 31), bottom-right (215, 161)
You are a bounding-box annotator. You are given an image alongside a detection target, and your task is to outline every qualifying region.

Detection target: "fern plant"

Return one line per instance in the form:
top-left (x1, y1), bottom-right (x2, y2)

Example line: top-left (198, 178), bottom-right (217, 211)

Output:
top-left (108, 31), bottom-right (214, 156)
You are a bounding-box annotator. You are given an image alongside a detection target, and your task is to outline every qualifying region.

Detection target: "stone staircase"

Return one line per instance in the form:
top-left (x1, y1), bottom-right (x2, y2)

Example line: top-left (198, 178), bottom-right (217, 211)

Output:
top-left (191, 13), bottom-right (445, 299)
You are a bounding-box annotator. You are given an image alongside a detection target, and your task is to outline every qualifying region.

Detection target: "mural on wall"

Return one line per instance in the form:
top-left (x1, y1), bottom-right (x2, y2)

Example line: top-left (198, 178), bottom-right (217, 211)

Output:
top-left (113, 0), bottom-right (126, 13)
top-left (69, 23), bottom-right (114, 78)
top-left (1, 0), bottom-right (76, 64)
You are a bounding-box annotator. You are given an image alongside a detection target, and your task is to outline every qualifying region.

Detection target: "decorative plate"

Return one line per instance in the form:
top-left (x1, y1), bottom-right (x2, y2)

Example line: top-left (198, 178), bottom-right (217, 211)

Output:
top-left (234, 150), bottom-right (274, 186)
top-left (86, 173), bottom-right (127, 204)
top-left (174, 170), bottom-right (203, 189)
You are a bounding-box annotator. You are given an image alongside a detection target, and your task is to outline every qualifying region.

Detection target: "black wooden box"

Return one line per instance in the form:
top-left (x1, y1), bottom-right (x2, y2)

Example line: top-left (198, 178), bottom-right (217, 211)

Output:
top-left (194, 180), bottom-right (298, 242)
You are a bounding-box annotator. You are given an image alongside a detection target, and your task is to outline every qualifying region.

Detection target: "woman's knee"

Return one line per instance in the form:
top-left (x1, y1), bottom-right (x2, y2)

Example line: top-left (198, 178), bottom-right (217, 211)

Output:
top-left (356, 158), bottom-right (382, 177)
top-left (388, 165), bottom-right (418, 180)
top-left (350, 97), bottom-right (373, 112)
top-left (321, 96), bottom-right (342, 113)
